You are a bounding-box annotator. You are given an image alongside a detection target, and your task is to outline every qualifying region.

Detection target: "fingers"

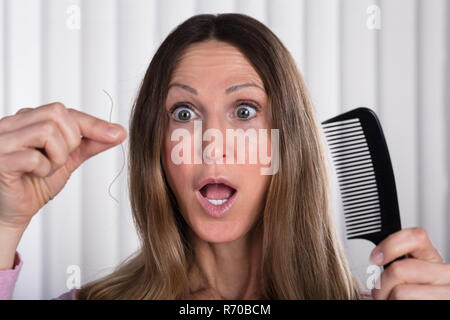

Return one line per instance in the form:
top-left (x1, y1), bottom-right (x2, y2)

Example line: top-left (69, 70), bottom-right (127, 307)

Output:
top-left (67, 107), bottom-right (126, 143)
top-left (372, 258), bottom-right (450, 300)
top-left (387, 284), bottom-right (450, 300)
top-left (63, 137), bottom-right (121, 175)
top-left (0, 121), bottom-right (70, 173)
top-left (0, 102), bottom-right (127, 176)
top-left (0, 103), bottom-right (81, 156)
top-left (0, 149), bottom-right (52, 177)
top-left (61, 108), bottom-right (127, 173)
top-left (15, 108), bottom-right (33, 115)
top-left (370, 228), bottom-right (448, 300)
top-left (370, 227), bottom-right (443, 266)
top-left (0, 102), bottom-right (126, 152)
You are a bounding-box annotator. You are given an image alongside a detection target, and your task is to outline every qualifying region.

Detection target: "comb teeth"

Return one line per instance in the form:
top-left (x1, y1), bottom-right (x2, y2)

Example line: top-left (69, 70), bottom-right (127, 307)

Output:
top-left (323, 118), bottom-right (382, 239)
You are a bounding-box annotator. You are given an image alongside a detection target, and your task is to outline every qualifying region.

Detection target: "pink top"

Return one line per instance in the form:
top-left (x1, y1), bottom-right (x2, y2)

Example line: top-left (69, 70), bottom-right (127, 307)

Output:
top-left (0, 251), bottom-right (78, 300)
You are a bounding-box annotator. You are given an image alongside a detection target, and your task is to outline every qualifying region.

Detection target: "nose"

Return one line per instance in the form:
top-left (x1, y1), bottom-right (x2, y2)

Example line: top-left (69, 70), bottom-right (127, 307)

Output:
top-left (203, 144), bottom-right (226, 164)
top-left (197, 112), bottom-right (230, 165)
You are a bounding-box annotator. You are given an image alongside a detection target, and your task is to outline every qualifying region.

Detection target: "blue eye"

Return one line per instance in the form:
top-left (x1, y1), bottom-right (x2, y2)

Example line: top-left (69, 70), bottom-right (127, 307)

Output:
top-left (235, 103), bottom-right (257, 120)
top-left (171, 105), bottom-right (198, 122)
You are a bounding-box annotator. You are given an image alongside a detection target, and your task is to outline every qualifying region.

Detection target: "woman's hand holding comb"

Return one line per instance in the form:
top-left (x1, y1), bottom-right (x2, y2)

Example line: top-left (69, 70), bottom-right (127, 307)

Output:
top-left (370, 227), bottom-right (450, 299)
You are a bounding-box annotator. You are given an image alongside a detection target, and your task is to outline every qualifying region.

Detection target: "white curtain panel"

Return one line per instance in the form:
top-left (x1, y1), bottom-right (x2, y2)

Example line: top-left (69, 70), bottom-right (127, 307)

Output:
top-left (0, 0), bottom-right (448, 299)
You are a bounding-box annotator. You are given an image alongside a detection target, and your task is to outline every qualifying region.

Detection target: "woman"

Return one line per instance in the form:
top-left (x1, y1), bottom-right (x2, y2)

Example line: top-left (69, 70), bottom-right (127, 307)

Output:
top-left (0, 13), bottom-right (448, 300)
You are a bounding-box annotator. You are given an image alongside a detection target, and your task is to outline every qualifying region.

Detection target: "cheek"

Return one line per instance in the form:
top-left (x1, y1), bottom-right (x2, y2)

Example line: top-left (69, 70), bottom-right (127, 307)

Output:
top-left (232, 133), bottom-right (272, 226)
top-left (236, 164), bottom-right (271, 215)
top-left (162, 138), bottom-right (194, 202)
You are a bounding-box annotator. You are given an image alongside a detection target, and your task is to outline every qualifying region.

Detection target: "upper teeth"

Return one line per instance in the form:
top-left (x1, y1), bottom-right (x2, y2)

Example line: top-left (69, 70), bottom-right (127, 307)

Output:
top-left (206, 198), bottom-right (228, 206)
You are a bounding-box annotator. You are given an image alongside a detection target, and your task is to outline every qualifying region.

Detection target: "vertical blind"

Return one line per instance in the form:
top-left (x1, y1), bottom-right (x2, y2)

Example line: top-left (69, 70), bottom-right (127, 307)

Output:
top-left (0, 0), bottom-right (448, 299)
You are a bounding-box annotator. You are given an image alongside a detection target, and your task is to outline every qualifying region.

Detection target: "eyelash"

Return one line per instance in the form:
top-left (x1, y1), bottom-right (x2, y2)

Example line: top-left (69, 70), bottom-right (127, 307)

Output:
top-left (169, 100), bottom-right (261, 122)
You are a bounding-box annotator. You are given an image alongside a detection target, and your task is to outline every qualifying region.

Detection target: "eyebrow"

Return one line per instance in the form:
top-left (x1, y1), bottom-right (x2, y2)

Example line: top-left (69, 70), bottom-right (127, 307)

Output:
top-left (168, 82), bottom-right (265, 95)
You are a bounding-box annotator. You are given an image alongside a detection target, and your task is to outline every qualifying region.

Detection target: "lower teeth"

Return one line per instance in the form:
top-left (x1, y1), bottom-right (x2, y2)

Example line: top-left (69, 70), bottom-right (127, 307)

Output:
top-left (206, 198), bottom-right (228, 206)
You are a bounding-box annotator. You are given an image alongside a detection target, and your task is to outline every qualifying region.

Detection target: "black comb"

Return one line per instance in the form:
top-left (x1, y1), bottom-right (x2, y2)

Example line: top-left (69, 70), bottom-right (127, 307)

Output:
top-left (322, 107), bottom-right (405, 268)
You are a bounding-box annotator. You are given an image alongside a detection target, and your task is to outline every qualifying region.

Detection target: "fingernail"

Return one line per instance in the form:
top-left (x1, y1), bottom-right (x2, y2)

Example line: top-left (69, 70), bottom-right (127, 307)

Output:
top-left (105, 125), bottom-right (120, 138)
top-left (371, 250), bottom-right (384, 265)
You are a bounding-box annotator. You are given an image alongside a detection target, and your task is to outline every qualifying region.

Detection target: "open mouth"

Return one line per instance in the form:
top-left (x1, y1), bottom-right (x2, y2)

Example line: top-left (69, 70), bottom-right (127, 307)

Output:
top-left (195, 178), bottom-right (238, 218)
top-left (199, 183), bottom-right (237, 206)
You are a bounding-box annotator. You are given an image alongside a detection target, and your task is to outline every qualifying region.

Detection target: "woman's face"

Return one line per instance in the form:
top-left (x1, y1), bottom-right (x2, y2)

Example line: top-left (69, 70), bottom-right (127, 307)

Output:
top-left (163, 40), bottom-right (271, 243)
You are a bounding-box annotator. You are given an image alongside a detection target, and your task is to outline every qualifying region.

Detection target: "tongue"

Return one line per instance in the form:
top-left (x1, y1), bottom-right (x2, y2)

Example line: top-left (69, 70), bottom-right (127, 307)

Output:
top-left (203, 183), bottom-right (234, 200)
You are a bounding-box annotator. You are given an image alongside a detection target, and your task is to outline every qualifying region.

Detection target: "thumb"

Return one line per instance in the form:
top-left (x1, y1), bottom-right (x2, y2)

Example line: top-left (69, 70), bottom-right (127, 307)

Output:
top-left (65, 124), bottom-right (126, 174)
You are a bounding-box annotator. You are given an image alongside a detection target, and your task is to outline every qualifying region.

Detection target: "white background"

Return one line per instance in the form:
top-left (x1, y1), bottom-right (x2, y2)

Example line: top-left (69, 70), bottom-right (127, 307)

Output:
top-left (0, 0), bottom-right (448, 299)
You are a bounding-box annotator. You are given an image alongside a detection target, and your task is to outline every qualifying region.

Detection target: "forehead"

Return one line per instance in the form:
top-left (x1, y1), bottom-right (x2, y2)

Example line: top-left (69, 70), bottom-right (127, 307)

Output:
top-left (170, 40), bottom-right (264, 90)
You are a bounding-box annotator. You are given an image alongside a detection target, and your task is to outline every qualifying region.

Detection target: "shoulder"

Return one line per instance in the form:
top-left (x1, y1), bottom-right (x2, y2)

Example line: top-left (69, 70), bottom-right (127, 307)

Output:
top-left (360, 288), bottom-right (373, 300)
top-left (53, 288), bottom-right (79, 300)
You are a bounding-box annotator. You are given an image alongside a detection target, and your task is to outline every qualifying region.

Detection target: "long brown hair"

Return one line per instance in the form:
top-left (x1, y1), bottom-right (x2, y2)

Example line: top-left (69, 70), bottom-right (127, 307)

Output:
top-left (77, 13), bottom-right (362, 299)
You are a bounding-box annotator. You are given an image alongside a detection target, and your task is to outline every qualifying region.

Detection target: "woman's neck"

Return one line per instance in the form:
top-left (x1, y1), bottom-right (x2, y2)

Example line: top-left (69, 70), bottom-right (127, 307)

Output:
top-left (187, 225), bottom-right (264, 300)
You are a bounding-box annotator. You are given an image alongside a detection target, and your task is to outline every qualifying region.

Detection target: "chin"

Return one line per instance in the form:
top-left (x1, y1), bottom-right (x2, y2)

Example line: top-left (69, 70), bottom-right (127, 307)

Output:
top-left (187, 213), bottom-right (250, 244)
top-left (196, 231), bottom-right (240, 244)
